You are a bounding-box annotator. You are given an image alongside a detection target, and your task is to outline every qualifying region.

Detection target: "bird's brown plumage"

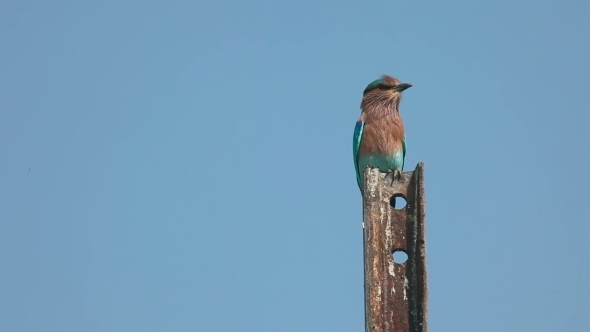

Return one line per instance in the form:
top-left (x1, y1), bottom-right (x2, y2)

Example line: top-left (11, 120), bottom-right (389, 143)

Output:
top-left (357, 75), bottom-right (405, 156)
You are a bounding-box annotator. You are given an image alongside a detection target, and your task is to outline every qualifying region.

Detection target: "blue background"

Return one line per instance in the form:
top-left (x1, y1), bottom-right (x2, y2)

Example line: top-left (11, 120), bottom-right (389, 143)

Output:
top-left (2, 1), bottom-right (589, 331)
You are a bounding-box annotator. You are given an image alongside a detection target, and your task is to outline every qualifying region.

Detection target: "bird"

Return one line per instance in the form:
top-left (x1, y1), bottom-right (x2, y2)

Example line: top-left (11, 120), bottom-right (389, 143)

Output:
top-left (352, 75), bottom-right (412, 205)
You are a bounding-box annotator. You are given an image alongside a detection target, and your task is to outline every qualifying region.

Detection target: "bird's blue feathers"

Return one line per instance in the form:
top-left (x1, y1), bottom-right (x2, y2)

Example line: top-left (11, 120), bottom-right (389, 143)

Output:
top-left (402, 135), bottom-right (407, 170)
top-left (353, 121), bottom-right (364, 189)
top-left (363, 78), bottom-right (385, 95)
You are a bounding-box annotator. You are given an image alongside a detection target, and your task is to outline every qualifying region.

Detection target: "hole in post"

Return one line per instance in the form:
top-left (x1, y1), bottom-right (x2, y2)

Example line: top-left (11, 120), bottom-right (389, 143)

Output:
top-left (392, 250), bottom-right (408, 264)
top-left (389, 194), bottom-right (407, 209)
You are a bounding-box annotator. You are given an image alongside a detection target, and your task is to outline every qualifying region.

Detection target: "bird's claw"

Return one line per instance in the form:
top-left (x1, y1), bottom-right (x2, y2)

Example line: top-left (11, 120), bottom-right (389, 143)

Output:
top-left (386, 169), bottom-right (402, 186)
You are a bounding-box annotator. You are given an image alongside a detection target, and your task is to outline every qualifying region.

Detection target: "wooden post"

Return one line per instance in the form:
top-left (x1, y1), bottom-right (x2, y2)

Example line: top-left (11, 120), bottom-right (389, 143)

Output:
top-left (363, 163), bottom-right (428, 332)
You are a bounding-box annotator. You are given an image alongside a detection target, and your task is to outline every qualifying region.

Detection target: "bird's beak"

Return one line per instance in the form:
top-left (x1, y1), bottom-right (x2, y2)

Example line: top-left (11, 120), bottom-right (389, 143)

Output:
top-left (395, 83), bottom-right (412, 92)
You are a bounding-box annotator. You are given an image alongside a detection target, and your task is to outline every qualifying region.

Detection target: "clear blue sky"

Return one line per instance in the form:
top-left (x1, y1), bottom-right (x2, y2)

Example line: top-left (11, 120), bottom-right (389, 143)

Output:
top-left (1, 1), bottom-right (589, 331)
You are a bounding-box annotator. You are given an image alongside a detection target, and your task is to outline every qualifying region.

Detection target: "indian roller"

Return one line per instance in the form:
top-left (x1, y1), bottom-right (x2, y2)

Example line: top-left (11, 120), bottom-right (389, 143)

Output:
top-left (353, 75), bottom-right (412, 204)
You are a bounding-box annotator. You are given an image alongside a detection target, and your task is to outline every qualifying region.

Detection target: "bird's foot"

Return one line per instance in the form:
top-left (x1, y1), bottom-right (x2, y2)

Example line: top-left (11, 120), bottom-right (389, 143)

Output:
top-left (386, 169), bottom-right (402, 186)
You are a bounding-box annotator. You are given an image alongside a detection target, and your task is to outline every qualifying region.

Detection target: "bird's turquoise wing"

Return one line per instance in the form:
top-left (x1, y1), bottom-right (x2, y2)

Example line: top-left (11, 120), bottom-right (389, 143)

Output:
top-left (353, 121), bottom-right (365, 190)
top-left (402, 135), bottom-right (406, 170)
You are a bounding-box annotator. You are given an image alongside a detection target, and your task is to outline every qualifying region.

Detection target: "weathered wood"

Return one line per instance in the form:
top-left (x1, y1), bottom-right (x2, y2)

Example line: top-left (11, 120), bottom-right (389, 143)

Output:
top-left (363, 163), bottom-right (427, 332)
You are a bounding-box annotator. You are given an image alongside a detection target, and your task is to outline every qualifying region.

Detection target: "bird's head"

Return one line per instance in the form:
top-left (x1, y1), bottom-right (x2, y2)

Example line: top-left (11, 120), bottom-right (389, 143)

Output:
top-left (363, 75), bottom-right (412, 98)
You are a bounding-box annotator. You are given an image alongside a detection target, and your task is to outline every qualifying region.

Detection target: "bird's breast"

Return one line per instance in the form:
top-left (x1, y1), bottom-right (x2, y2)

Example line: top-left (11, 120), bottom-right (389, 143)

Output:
top-left (359, 114), bottom-right (405, 156)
